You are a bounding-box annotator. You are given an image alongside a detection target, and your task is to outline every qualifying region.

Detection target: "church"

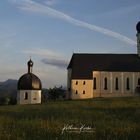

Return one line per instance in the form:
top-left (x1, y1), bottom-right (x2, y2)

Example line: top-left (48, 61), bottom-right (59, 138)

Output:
top-left (67, 21), bottom-right (140, 99)
top-left (17, 59), bottom-right (42, 104)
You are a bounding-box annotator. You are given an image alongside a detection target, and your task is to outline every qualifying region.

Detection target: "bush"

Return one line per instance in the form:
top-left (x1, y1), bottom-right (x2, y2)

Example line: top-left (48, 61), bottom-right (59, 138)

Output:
top-left (9, 96), bottom-right (17, 105)
top-left (0, 96), bottom-right (16, 105)
top-left (0, 97), bottom-right (10, 105)
top-left (48, 86), bottom-right (66, 101)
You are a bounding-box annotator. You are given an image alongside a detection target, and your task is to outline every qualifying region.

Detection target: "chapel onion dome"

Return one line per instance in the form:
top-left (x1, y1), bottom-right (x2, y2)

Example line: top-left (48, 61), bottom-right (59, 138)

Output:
top-left (18, 59), bottom-right (42, 90)
top-left (136, 21), bottom-right (140, 33)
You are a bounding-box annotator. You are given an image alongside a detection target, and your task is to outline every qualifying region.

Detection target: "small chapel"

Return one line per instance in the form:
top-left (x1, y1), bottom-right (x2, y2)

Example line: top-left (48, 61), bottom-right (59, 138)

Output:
top-left (67, 21), bottom-right (140, 99)
top-left (17, 59), bottom-right (42, 104)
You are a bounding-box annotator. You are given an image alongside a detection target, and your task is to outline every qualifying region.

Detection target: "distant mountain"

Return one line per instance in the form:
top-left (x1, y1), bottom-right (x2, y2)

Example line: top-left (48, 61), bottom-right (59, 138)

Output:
top-left (0, 79), bottom-right (18, 97)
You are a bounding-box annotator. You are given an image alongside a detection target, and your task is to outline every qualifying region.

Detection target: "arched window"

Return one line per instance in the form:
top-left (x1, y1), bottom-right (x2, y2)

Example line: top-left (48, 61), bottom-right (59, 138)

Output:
top-left (76, 81), bottom-right (78, 85)
top-left (83, 90), bottom-right (85, 94)
top-left (115, 78), bottom-right (119, 90)
top-left (75, 90), bottom-right (78, 94)
top-left (24, 92), bottom-right (28, 100)
top-left (83, 81), bottom-right (86, 85)
top-left (104, 77), bottom-right (107, 90)
top-left (126, 78), bottom-right (130, 90)
top-left (138, 78), bottom-right (140, 85)
top-left (93, 78), bottom-right (96, 89)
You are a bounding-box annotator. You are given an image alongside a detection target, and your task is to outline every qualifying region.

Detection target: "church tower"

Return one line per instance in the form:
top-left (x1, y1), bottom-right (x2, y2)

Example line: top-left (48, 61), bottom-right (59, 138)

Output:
top-left (17, 59), bottom-right (42, 104)
top-left (136, 21), bottom-right (140, 57)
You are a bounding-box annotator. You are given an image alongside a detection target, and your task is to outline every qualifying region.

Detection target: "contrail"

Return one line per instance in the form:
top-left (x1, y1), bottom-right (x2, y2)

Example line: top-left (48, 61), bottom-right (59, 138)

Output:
top-left (10, 0), bottom-right (136, 46)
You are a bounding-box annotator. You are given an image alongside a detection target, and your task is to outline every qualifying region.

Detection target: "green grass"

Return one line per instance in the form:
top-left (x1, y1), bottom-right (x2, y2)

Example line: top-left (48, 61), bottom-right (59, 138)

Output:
top-left (0, 97), bottom-right (140, 140)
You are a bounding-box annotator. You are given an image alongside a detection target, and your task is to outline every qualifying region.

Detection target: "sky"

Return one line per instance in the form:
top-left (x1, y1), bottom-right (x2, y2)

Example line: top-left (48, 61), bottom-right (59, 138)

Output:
top-left (0, 0), bottom-right (140, 88)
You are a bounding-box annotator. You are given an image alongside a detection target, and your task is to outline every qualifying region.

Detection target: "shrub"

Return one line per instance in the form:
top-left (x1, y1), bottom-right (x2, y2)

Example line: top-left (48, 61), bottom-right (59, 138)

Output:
top-left (48, 86), bottom-right (66, 101)
top-left (0, 97), bottom-right (10, 105)
top-left (0, 96), bottom-right (16, 105)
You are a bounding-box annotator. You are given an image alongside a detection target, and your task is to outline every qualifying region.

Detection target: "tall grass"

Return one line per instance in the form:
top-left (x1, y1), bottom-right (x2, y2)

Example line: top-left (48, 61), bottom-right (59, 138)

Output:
top-left (0, 97), bottom-right (140, 140)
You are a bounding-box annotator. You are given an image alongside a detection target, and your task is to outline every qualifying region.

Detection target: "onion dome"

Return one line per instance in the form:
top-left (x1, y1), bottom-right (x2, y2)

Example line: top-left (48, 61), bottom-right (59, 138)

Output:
top-left (136, 21), bottom-right (140, 33)
top-left (17, 59), bottom-right (42, 90)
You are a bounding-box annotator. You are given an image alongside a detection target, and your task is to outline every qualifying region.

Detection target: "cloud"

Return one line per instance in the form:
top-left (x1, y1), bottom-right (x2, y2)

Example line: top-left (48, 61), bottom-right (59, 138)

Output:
top-left (22, 48), bottom-right (68, 68)
top-left (9, 0), bottom-right (136, 46)
top-left (41, 58), bottom-right (68, 69)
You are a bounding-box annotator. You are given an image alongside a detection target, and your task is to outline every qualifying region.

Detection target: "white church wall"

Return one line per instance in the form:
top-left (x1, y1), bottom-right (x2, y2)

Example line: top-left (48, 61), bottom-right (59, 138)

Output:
top-left (68, 71), bottom-right (140, 100)
top-left (112, 72), bottom-right (122, 94)
top-left (134, 72), bottom-right (140, 91)
top-left (100, 72), bottom-right (112, 94)
top-left (123, 72), bottom-right (133, 94)
top-left (92, 71), bottom-right (101, 97)
top-left (71, 79), bottom-right (93, 99)
top-left (17, 90), bottom-right (41, 104)
top-left (30, 90), bottom-right (41, 104)
top-left (17, 90), bottom-right (32, 104)
top-left (93, 71), bottom-right (113, 97)
top-left (92, 71), bottom-right (138, 98)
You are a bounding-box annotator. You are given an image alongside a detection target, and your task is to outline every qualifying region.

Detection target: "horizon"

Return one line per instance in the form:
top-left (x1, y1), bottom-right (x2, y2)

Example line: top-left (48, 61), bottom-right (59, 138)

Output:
top-left (0, 0), bottom-right (140, 88)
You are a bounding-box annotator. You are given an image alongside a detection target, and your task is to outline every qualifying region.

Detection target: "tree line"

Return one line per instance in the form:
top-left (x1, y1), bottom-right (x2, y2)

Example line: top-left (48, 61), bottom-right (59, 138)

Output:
top-left (0, 86), bottom-right (66, 105)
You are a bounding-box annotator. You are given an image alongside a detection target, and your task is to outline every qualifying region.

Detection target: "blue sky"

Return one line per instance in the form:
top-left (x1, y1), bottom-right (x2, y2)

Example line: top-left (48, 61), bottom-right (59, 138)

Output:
top-left (0, 0), bottom-right (140, 88)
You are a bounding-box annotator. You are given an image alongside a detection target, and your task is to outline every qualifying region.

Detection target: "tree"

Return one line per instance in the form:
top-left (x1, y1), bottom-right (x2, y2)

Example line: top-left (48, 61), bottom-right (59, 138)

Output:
top-left (0, 96), bottom-right (17, 105)
top-left (9, 96), bottom-right (17, 105)
top-left (0, 97), bottom-right (10, 105)
top-left (47, 86), bottom-right (66, 101)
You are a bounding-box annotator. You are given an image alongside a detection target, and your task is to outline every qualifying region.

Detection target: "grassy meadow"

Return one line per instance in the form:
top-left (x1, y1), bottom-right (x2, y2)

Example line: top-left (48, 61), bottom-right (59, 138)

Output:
top-left (0, 97), bottom-right (140, 140)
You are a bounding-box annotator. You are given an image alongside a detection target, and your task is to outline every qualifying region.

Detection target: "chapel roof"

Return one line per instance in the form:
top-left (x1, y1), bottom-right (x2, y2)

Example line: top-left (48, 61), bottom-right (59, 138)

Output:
top-left (18, 59), bottom-right (42, 90)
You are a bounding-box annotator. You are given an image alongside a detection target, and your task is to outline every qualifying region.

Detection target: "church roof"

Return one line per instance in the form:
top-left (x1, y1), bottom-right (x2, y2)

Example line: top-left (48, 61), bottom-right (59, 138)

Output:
top-left (67, 53), bottom-right (140, 79)
top-left (17, 59), bottom-right (42, 90)
top-left (18, 73), bottom-right (42, 90)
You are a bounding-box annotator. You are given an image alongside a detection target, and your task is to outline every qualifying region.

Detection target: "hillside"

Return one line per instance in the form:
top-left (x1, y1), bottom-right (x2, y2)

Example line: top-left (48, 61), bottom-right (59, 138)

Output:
top-left (0, 97), bottom-right (140, 139)
top-left (0, 79), bottom-right (17, 97)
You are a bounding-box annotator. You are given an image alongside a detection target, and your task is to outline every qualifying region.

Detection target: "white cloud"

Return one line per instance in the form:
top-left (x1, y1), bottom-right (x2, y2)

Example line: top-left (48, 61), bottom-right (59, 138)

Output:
top-left (22, 48), bottom-right (68, 69)
top-left (9, 0), bottom-right (136, 46)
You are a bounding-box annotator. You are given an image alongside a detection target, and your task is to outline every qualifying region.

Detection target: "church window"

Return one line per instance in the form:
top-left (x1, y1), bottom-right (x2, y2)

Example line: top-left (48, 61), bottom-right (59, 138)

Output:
top-left (93, 78), bottom-right (96, 89)
top-left (76, 81), bottom-right (78, 85)
top-left (115, 78), bottom-right (119, 90)
top-left (75, 90), bottom-right (78, 94)
top-left (126, 78), bottom-right (130, 90)
top-left (83, 81), bottom-right (86, 85)
top-left (104, 77), bottom-right (108, 90)
top-left (83, 90), bottom-right (85, 94)
top-left (138, 78), bottom-right (140, 85)
top-left (24, 92), bottom-right (28, 100)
